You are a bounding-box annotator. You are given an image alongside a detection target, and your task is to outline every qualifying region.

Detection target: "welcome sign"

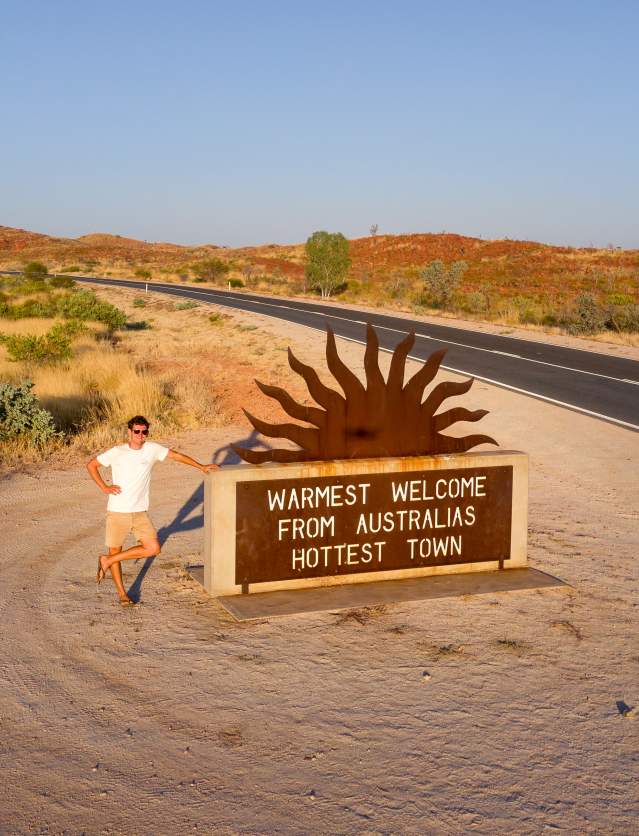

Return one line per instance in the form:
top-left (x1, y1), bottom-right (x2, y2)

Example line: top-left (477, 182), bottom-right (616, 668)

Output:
top-left (204, 325), bottom-right (528, 598)
top-left (235, 466), bottom-right (513, 585)
top-left (204, 452), bottom-right (527, 597)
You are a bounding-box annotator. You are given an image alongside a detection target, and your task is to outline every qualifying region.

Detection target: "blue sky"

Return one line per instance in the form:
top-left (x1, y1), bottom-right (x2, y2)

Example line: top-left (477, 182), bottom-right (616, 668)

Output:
top-left (1, 0), bottom-right (637, 247)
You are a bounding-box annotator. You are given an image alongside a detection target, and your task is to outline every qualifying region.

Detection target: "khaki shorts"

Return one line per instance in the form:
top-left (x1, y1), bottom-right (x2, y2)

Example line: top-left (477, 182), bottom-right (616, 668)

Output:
top-left (105, 511), bottom-right (157, 549)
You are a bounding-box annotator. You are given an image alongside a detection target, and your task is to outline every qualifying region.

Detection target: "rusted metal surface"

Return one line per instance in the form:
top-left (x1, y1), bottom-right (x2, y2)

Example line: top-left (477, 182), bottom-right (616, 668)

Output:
top-left (234, 324), bottom-right (497, 464)
top-left (235, 465), bottom-right (513, 585)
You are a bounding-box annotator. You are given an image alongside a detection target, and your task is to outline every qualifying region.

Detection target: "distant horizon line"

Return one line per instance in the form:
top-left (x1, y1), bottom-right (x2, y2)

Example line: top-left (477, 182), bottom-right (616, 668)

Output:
top-left (1, 222), bottom-right (636, 253)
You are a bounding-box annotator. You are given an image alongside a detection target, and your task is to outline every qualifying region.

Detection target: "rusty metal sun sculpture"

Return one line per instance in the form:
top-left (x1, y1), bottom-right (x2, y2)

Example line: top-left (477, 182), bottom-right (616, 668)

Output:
top-left (233, 324), bottom-right (497, 464)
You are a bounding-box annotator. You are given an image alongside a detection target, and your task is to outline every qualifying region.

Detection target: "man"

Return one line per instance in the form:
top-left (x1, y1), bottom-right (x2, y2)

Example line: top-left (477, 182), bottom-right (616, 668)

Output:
top-left (87, 415), bottom-right (218, 606)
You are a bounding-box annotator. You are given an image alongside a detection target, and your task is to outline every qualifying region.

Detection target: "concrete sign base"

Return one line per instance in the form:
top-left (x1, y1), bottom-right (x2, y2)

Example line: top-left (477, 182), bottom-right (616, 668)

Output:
top-left (216, 568), bottom-right (565, 621)
top-left (204, 451), bottom-right (528, 597)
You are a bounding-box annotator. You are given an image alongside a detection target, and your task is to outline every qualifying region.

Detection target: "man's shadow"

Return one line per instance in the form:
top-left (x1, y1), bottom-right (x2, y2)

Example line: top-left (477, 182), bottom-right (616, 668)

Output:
top-left (126, 430), bottom-right (263, 601)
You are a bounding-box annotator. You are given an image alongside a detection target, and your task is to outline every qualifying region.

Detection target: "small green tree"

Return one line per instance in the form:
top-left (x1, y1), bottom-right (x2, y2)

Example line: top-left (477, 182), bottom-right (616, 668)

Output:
top-left (22, 261), bottom-right (48, 281)
top-left (420, 260), bottom-right (467, 307)
top-left (192, 258), bottom-right (230, 283)
top-left (565, 293), bottom-right (606, 335)
top-left (304, 231), bottom-right (351, 298)
top-left (135, 267), bottom-right (152, 281)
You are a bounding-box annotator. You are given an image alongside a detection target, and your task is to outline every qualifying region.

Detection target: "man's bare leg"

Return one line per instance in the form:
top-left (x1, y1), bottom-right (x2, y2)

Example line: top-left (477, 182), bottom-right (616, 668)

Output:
top-left (99, 539), bottom-right (161, 605)
top-left (106, 547), bottom-right (129, 604)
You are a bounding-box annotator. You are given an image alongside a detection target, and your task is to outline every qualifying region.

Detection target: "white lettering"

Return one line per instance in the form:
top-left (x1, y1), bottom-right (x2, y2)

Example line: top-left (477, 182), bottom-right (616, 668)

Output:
top-left (345, 484), bottom-right (357, 505)
top-left (278, 518), bottom-right (290, 539)
top-left (268, 489), bottom-right (285, 511)
top-left (408, 535), bottom-right (463, 561)
top-left (278, 515), bottom-right (335, 541)
top-left (392, 481), bottom-right (408, 502)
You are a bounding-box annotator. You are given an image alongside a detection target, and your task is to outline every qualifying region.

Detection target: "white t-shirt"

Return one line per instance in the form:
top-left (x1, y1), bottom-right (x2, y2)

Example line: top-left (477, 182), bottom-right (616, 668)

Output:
top-left (97, 441), bottom-right (169, 512)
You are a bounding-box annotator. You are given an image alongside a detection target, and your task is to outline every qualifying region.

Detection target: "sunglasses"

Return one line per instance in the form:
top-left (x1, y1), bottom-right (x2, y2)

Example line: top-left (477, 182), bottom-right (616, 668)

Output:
top-left (132, 428), bottom-right (149, 435)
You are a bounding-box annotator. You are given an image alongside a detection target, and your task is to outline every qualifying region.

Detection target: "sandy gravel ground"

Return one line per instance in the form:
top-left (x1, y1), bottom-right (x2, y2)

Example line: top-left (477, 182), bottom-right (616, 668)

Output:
top-left (1, 311), bottom-right (638, 834)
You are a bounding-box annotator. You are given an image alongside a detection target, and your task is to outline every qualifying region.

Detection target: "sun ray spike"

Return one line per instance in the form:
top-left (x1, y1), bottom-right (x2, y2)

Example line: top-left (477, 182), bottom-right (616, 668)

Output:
top-left (387, 332), bottom-right (415, 395)
top-left (431, 432), bottom-right (498, 454)
top-left (325, 326), bottom-right (365, 401)
top-left (432, 407), bottom-right (489, 433)
top-left (403, 348), bottom-right (447, 404)
top-left (288, 347), bottom-right (344, 411)
top-left (420, 377), bottom-right (473, 417)
top-left (364, 323), bottom-right (385, 393)
top-left (242, 409), bottom-right (319, 451)
top-left (233, 446), bottom-right (309, 464)
top-left (255, 380), bottom-right (326, 427)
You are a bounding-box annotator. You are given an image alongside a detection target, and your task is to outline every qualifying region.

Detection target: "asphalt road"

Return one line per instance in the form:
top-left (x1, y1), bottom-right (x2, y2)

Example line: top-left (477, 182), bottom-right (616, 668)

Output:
top-left (69, 276), bottom-right (639, 431)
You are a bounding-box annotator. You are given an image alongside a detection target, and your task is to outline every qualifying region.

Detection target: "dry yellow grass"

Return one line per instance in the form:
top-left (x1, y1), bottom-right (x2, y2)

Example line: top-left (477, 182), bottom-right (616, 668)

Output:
top-left (0, 317), bottom-right (59, 336)
top-left (0, 286), bottom-right (298, 469)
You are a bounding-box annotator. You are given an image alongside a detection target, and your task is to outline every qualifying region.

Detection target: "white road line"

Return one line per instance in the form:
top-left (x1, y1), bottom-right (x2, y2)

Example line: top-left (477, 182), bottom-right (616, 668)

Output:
top-left (86, 280), bottom-right (639, 429)
top-left (165, 286), bottom-right (639, 387)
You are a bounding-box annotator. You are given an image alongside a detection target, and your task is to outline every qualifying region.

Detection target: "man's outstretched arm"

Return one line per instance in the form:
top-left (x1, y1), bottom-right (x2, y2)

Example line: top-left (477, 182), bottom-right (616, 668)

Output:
top-left (167, 449), bottom-right (219, 474)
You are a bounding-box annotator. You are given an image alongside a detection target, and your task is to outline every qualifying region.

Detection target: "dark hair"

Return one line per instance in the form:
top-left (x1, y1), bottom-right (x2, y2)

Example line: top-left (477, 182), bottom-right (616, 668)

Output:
top-left (127, 415), bottom-right (150, 430)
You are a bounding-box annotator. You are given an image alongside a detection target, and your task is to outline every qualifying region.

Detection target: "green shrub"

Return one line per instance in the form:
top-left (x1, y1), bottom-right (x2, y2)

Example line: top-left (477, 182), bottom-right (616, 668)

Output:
top-left (55, 289), bottom-right (127, 330)
top-left (5, 298), bottom-right (57, 319)
top-left (0, 380), bottom-right (60, 445)
top-left (0, 321), bottom-right (85, 364)
top-left (135, 268), bottom-right (152, 280)
top-left (3, 276), bottom-right (49, 297)
top-left (463, 291), bottom-right (489, 314)
top-left (229, 278), bottom-right (244, 288)
top-left (132, 297), bottom-right (147, 307)
top-left (420, 260), bottom-right (467, 307)
top-left (209, 313), bottom-right (224, 325)
top-left (0, 333), bottom-right (56, 363)
top-left (22, 261), bottom-right (48, 281)
top-left (192, 257), bottom-right (230, 282)
top-left (564, 293), bottom-right (607, 335)
top-left (59, 265), bottom-right (81, 273)
top-left (607, 292), bottom-right (634, 306)
top-left (52, 319), bottom-right (87, 340)
top-left (174, 300), bottom-right (199, 310)
top-left (48, 275), bottom-right (76, 289)
top-left (607, 303), bottom-right (639, 333)
top-left (519, 307), bottom-right (540, 325)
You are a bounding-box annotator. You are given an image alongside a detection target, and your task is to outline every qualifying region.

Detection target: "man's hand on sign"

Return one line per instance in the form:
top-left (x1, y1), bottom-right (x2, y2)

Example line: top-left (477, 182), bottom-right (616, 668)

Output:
top-left (201, 463), bottom-right (220, 474)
